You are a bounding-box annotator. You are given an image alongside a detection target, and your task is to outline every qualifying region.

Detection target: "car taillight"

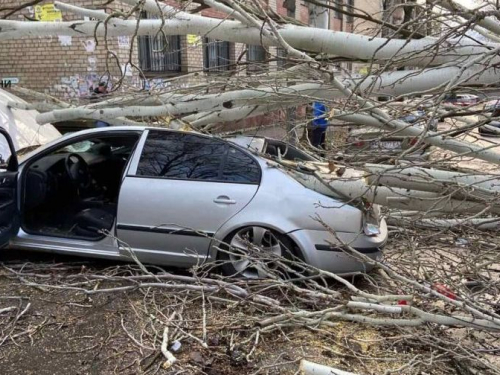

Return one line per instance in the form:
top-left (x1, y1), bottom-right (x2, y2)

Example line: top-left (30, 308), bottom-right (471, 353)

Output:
top-left (354, 141), bottom-right (365, 147)
top-left (409, 138), bottom-right (418, 146)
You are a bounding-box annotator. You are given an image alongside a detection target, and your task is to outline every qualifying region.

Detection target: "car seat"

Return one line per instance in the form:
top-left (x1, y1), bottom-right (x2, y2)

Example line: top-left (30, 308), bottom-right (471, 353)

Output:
top-left (73, 205), bottom-right (116, 238)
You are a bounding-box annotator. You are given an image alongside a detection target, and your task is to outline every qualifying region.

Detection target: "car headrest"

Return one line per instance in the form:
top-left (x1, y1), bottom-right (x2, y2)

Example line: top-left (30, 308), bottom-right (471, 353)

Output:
top-left (93, 143), bottom-right (111, 156)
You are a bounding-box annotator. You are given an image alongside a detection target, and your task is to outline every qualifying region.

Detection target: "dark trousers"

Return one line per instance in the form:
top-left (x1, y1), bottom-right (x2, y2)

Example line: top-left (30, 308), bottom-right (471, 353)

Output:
top-left (309, 127), bottom-right (326, 149)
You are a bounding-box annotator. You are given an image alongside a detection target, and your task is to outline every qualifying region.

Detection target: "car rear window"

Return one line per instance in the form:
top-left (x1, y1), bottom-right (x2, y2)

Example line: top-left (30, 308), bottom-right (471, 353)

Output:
top-left (136, 130), bottom-right (260, 184)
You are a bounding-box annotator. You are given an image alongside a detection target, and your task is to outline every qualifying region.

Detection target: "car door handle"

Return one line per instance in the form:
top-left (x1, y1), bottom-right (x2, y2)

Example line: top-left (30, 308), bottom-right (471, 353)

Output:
top-left (213, 196), bottom-right (236, 205)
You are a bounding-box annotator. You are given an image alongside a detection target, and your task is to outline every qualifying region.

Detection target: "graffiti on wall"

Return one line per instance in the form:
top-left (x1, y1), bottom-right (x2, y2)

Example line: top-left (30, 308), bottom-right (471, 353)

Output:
top-left (82, 40), bottom-right (96, 53)
top-left (54, 74), bottom-right (109, 100)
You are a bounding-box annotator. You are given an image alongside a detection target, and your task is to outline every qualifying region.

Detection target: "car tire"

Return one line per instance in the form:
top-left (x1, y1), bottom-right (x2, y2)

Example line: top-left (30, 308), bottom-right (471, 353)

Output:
top-left (218, 226), bottom-right (300, 279)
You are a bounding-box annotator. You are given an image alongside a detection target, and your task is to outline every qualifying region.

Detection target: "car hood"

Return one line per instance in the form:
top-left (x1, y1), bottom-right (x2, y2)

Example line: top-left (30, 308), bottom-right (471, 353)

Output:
top-left (0, 88), bottom-right (61, 151)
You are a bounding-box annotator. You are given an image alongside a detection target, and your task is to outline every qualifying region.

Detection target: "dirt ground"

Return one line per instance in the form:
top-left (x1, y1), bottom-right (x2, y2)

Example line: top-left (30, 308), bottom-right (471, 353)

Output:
top-left (0, 250), bottom-right (388, 375)
top-left (0, 238), bottom-right (497, 375)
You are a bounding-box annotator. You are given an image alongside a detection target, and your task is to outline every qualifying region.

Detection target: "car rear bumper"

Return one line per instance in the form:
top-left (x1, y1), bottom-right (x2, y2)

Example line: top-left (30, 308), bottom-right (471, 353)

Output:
top-left (287, 220), bottom-right (387, 274)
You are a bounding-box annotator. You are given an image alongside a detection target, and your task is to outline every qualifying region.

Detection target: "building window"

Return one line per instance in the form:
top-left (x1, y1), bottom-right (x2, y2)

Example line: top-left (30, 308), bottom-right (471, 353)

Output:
top-left (247, 45), bottom-right (267, 73)
top-left (283, 0), bottom-right (296, 18)
top-left (137, 12), bottom-right (182, 74)
top-left (346, 0), bottom-right (354, 23)
top-left (334, 0), bottom-right (343, 20)
top-left (277, 47), bottom-right (289, 70)
top-left (203, 38), bottom-right (231, 72)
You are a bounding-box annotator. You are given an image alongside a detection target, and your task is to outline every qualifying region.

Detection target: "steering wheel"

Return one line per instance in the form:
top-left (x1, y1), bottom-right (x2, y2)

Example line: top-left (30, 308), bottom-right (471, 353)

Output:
top-left (65, 153), bottom-right (90, 189)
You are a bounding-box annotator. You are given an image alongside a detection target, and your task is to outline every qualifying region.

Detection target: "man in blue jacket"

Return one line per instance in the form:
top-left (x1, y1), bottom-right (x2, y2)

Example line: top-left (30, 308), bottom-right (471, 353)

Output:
top-left (310, 101), bottom-right (328, 149)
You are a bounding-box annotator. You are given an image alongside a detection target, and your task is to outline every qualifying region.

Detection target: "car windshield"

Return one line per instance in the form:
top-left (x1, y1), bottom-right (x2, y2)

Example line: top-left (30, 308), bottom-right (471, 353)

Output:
top-left (56, 140), bottom-right (95, 153)
top-left (54, 138), bottom-right (129, 155)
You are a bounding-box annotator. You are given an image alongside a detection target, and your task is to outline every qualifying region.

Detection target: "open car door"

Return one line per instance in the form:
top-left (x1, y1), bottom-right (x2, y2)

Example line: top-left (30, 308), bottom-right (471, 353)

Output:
top-left (0, 127), bottom-right (19, 248)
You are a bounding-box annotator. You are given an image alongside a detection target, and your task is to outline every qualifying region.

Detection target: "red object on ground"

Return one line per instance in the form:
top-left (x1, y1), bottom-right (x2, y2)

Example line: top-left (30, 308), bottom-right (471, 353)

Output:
top-left (432, 283), bottom-right (457, 300)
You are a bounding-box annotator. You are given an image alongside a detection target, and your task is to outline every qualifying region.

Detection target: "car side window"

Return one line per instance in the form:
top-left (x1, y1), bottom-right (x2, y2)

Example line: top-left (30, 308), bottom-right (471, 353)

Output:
top-left (136, 131), bottom-right (227, 181)
top-left (222, 146), bottom-right (260, 184)
top-left (136, 131), bottom-right (261, 184)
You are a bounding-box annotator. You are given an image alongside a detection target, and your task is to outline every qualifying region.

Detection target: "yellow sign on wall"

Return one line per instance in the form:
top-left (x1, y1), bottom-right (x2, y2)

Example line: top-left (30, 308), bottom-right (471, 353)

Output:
top-left (187, 34), bottom-right (201, 47)
top-left (34, 4), bottom-right (62, 22)
top-left (358, 66), bottom-right (369, 76)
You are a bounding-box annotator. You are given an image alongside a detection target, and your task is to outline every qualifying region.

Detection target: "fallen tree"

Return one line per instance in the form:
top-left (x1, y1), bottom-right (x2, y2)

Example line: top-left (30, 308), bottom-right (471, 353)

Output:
top-left (2, 1), bottom-right (500, 373)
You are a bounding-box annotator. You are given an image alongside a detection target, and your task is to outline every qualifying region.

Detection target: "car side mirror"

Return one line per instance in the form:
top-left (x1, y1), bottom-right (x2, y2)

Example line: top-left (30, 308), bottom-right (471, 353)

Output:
top-left (7, 155), bottom-right (18, 172)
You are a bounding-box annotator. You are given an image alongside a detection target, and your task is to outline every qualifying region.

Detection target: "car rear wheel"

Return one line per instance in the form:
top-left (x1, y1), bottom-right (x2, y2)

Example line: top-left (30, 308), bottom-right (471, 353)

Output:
top-left (219, 226), bottom-right (296, 279)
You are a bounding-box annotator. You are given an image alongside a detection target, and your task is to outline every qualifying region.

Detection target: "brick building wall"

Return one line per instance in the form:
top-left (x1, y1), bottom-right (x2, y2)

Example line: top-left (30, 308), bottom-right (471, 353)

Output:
top-left (0, 0), bottom-right (368, 98)
top-left (0, 0), bottom-right (139, 103)
top-left (0, 0), bottom-right (380, 131)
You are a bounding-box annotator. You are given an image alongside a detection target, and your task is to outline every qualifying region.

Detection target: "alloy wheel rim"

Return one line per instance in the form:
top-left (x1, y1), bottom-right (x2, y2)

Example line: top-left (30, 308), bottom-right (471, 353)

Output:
top-left (228, 227), bottom-right (282, 279)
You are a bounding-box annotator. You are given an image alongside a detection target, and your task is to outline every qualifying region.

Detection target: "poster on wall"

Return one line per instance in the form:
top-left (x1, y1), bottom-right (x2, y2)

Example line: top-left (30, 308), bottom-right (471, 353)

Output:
top-left (121, 64), bottom-right (133, 77)
top-left (34, 4), bottom-right (63, 22)
top-left (58, 35), bottom-right (72, 46)
top-left (88, 56), bottom-right (97, 71)
top-left (187, 34), bottom-right (201, 47)
top-left (358, 66), bottom-right (369, 76)
top-left (82, 40), bottom-right (96, 53)
top-left (118, 36), bottom-right (131, 49)
top-left (78, 81), bottom-right (89, 97)
top-left (86, 73), bottom-right (99, 92)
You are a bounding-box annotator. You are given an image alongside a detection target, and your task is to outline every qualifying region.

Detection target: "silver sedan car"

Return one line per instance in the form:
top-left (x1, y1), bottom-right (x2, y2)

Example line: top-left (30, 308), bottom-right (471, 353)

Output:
top-left (0, 127), bottom-right (387, 277)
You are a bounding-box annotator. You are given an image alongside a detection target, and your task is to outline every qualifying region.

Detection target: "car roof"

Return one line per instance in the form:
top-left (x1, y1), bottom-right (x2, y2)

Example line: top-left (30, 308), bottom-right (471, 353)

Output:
top-left (19, 126), bottom-right (271, 162)
top-left (61, 126), bottom-right (268, 144)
